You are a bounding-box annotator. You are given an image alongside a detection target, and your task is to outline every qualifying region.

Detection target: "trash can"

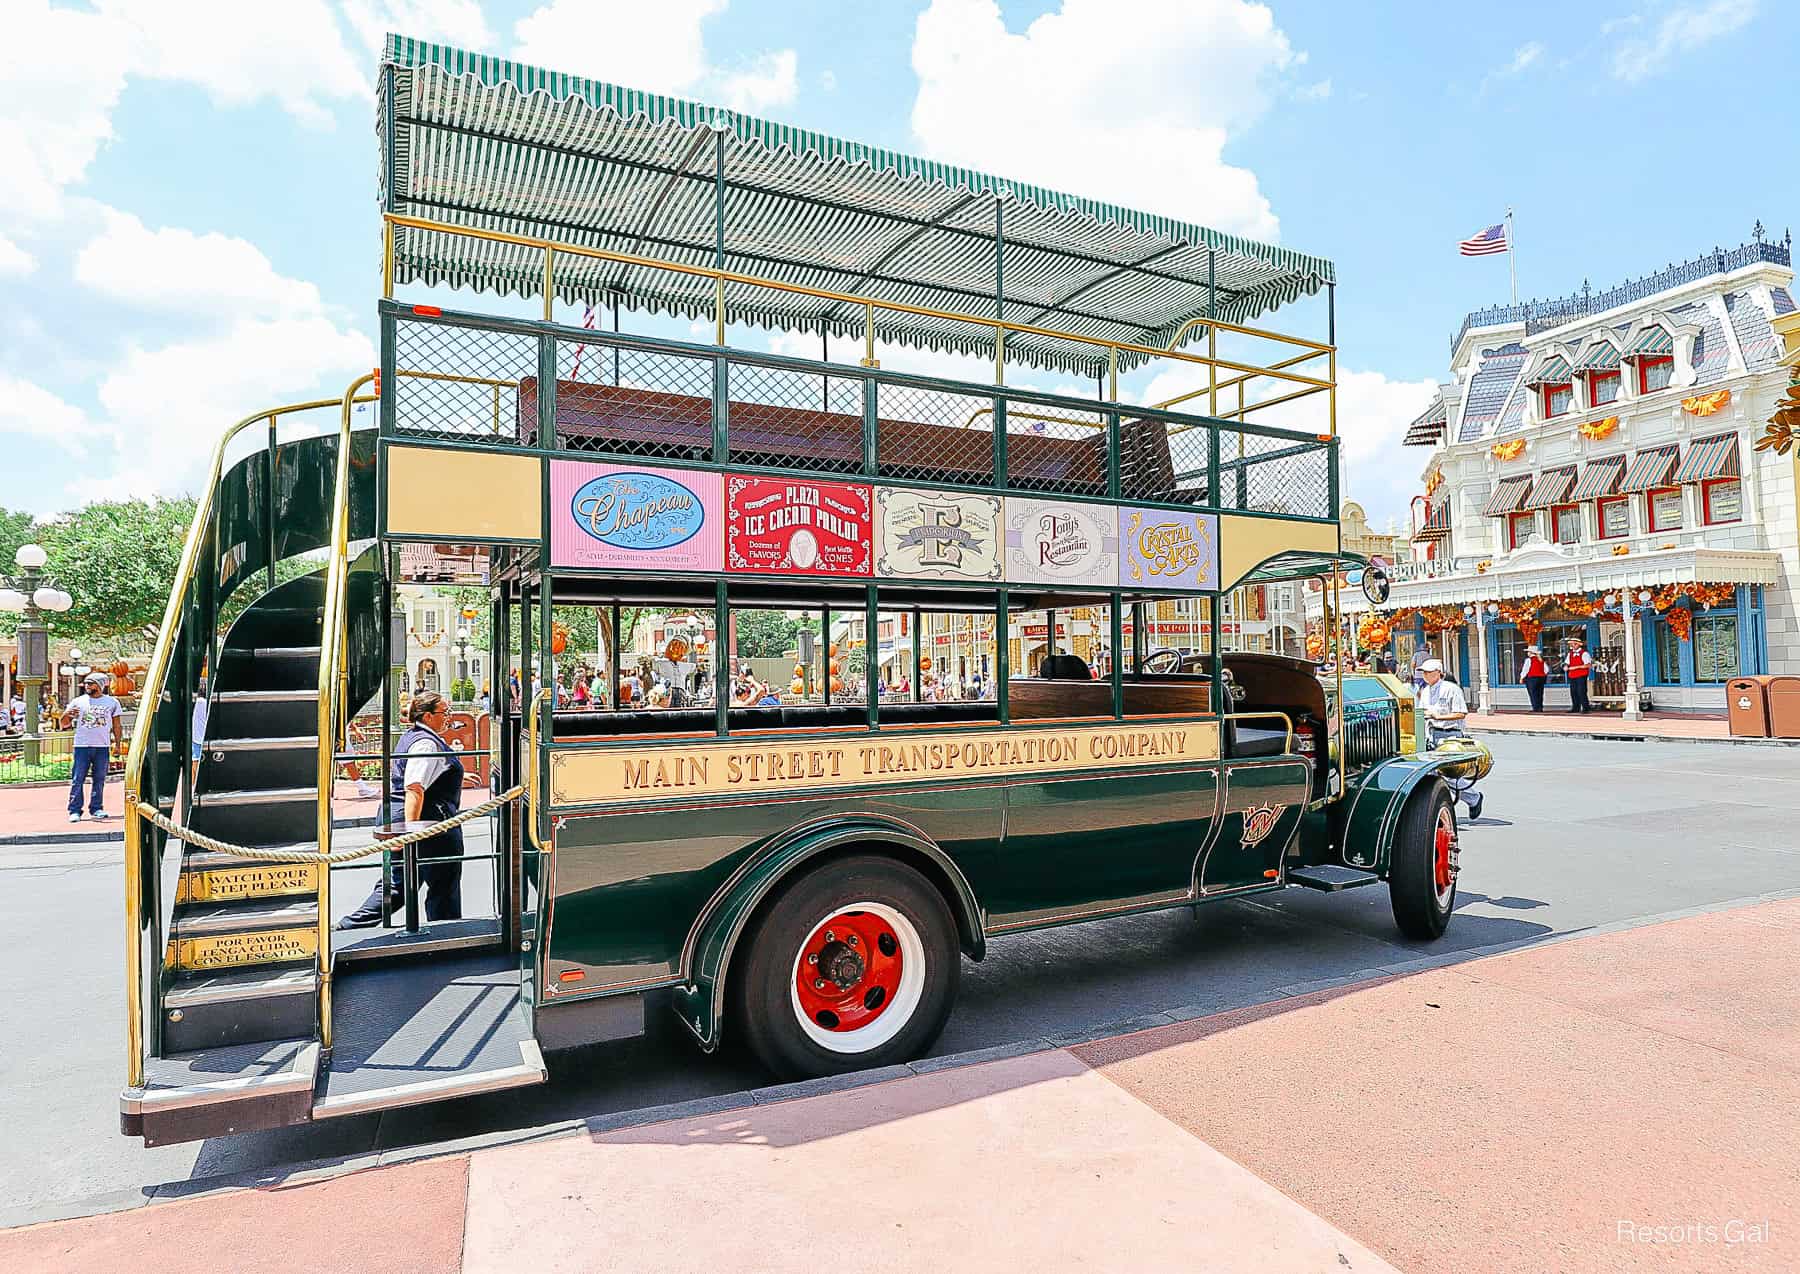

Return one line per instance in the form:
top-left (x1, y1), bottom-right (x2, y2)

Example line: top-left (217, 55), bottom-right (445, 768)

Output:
top-left (1726, 676), bottom-right (1771, 737)
top-left (1765, 675), bottom-right (1800, 739)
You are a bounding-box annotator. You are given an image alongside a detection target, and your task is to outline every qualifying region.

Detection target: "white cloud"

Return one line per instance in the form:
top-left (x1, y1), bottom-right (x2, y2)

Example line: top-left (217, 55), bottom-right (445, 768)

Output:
top-left (1503, 41), bottom-right (1545, 74)
top-left (512, 0), bottom-right (795, 109)
top-left (1295, 79), bottom-right (1332, 101)
top-left (1611, 0), bottom-right (1756, 81)
top-left (0, 375), bottom-right (109, 456)
top-left (910, 0), bottom-right (1301, 239)
top-left (74, 209), bottom-right (325, 317)
top-left (341, 0), bottom-right (495, 55)
top-left (0, 234), bottom-right (34, 277)
top-left (0, 2), bottom-right (133, 223)
top-left (819, 69), bottom-right (838, 93)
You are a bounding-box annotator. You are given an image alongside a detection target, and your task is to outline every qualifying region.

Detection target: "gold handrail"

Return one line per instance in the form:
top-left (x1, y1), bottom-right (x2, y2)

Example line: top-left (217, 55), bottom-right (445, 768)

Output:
top-left (382, 212), bottom-right (1335, 392)
top-left (314, 373), bottom-right (377, 1050)
top-left (123, 393), bottom-right (373, 1090)
top-left (524, 688), bottom-right (550, 853)
top-left (1221, 711), bottom-right (1296, 757)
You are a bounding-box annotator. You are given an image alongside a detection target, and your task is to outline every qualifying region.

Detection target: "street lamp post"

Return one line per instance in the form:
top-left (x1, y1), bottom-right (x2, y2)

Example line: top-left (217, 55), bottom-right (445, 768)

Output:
top-left (454, 625), bottom-right (471, 694)
top-left (0, 544), bottom-right (75, 766)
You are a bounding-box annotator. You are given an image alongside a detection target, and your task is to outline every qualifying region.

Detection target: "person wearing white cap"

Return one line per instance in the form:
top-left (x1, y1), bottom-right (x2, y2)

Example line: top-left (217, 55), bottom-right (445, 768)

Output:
top-left (1520, 644), bottom-right (1548, 713)
top-left (1418, 658), bottom-right (1483, 819)
top-left (60, 672), bottom-right (123, 822)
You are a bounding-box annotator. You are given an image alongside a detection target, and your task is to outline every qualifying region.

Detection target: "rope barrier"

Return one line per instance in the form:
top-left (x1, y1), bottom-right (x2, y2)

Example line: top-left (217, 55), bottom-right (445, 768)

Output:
top-left (130, 786), bottom-right (527, 864)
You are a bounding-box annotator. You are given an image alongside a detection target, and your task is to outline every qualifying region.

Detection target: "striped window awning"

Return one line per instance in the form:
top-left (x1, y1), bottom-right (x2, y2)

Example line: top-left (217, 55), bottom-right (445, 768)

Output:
top-left (376, 35), bottom-right (1337, 375)
top-left (1620, 445), bottom-right (1680, 492)
top-left (1524, 466), bottom-right (1577, 509)
top-left (1525, 354), bottom-right (1572, 385)
top-left (1626, 326), bottom-right (1674, 357)
top-left (1412, 500), bottom-right (1452, 539)
top-left (1574, 342), bottom-right (1621, 373)
top-left (1673, 433), bottom-right (1740, 484)
top-left (1482, 475), bottom-right (1534, 517)
top-left (1404, 396), bottom-right (1448, 445)
top-left (1571, 455), bottom-right (1627, 501)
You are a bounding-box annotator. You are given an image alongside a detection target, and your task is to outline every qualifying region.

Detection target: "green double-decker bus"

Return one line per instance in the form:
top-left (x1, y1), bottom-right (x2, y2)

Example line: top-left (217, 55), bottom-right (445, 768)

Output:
top-left (119, 36), bottom-right (1469, 1145)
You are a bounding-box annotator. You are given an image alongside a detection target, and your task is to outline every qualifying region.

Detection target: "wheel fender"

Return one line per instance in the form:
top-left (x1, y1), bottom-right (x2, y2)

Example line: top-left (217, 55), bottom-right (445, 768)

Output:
top-left (670, 818), bottom-right (984, 1052)
top-left (1338, 755), bottom-right (1461, 876)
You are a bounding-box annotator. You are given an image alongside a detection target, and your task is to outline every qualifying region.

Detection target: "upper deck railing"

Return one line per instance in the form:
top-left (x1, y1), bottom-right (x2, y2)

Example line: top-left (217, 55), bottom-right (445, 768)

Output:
top-left (1451, 236), bottom-right (1792, 355)
top-left (380, 216), bottom-right (1340, 523)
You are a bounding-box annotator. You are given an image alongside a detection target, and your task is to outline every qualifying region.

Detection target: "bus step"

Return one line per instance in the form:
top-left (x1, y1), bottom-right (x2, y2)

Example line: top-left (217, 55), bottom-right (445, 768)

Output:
top-left (163, 966), bottom-right (318, 1052)
top-left (1287, 864), bottom-right (1382, 892)
top-left (122, 1037), bottom-right (318, 1146)
top-left (313, 952), bottom-right (544, 1120)
top-left (168, 897), bottom-right (320, 972)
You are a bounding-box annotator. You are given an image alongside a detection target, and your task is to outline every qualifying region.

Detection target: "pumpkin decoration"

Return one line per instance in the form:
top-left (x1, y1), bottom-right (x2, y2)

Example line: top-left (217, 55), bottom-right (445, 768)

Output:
top-left (1305, 633), bottom-right (1326, 659)
top-left (460, 606), bottom-right (479, 621)
top-left (790, 678), bottom-right (805, 696)
top-left (111, 658), bottom-right (130, 677)
top-left (1356, 615), bottom-right (1391, 648)
top-left (550, 621), bottom-right (569, 655)
top-left (663, 636), bottom-right (690, 663)
top-left (1491, 437), bottom-right (1527, 462)
top-left (1664, 606), bottom-right (1693, 642)
top-left (1578, 416), bottom-right (1619, 441)
top-left (830, 677), bottom-right (844, 694)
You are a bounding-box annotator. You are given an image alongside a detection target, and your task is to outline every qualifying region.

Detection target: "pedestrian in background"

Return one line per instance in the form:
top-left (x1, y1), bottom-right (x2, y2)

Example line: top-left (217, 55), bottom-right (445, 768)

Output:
top-left (60, 672), bottom-right (122, 823)
top-left (1564, 635), bottom-right (1593, 714)
top-left (1520, 645), bottom-right (1548, 713)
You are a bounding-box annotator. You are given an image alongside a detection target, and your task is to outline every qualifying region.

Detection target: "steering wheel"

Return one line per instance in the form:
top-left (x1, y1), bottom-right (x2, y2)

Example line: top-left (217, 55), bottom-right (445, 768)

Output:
top-left (1140, 647), bottom-right (1184, 673)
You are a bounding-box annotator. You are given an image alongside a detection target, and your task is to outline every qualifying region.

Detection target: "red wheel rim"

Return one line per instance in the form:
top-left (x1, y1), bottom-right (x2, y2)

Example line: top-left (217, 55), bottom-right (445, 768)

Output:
top-left (1434, 808), bottom-right (1458, 892)
top-left (793, 910), bottom-right (904, 1033)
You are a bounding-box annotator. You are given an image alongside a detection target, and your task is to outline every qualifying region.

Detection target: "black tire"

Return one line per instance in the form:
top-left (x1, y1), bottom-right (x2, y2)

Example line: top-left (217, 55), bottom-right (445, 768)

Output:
top-left (1389, 782), bottom-right (1458, 940)
top-left (731, 854), bottom-right (961, 1080)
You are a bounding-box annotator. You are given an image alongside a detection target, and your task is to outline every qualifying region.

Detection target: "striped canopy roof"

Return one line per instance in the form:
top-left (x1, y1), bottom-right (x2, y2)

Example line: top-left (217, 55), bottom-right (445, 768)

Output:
top-left (1404, 395), bottom-right (1448, 445)
top-left (1482, 475), bottom-right (1534, 517)
top-left (1571, 455), bottom-right (1626, 501)
top-left (1621, 445), bottom-right (1680, 492)
top-left (1524, 466), bottom-right (1577, 509)
top-left (377, 35), bottom-right (1337, 375)
top-left (1525, 354), bottom-right (1572, 385)
top-left (1573, 342), bottom-right (1621, 373)
top-left (1673, 433), bottom-right (1740, 484)
top-left (1626, 326), bottom-right (1674, 357)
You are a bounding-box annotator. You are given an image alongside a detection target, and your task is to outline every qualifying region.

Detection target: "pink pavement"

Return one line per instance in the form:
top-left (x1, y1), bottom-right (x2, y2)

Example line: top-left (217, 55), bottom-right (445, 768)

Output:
top-left (7, 899), bottom-right (1797, 1273)
top-left (1466, 709), bottom-right (1737, 741)
top-left (0, 779), bottom-right (382, 840)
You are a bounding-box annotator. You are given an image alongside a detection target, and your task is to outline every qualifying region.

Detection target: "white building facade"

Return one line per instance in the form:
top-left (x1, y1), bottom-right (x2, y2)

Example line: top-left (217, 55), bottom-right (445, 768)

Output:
top-left (1347, 234), bottom-right (1795, 715)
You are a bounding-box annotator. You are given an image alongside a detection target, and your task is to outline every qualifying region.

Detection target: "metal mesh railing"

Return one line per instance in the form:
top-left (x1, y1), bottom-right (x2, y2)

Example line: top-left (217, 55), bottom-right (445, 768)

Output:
top-left (877, 383), bottom-right (996, 486)
top-left (727, 360), bottom-right (864, 475)
top-left (1003, 397), bottom-right (1108, 498)
top-left (393, 319), bottom-right (533, 442)
top-left (556, 339), bottom-right (714, 461)
top-left (1216, 427), bottom-right (1332, 518)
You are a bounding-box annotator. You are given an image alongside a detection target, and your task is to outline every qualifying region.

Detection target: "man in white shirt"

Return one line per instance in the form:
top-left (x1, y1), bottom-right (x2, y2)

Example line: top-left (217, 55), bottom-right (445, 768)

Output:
top-left (1418, 659), bottom-right (1484, 820)
top-left (61, 673), bottom-right (122, 822)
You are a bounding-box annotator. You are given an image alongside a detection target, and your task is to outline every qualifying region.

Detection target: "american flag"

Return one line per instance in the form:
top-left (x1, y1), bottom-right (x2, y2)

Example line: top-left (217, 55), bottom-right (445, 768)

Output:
top-left (570, 302), bottom-right (598, 377)
top-left (1459, 223), bottom-right (1508, 257)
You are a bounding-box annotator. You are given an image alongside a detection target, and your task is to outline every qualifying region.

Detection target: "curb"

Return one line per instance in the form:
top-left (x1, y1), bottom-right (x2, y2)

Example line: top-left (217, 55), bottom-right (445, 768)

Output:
top-left (1469, 725), bottom-right (1800, 747)
top-left (0, 814), bottom-right (380, 848)
top-left (13, 883), bottom-right (1798, 1233)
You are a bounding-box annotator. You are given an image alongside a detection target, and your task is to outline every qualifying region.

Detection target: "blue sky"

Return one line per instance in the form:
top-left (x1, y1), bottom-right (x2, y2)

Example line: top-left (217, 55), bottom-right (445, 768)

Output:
top-left (1, 0), bottom-right (1793, 527)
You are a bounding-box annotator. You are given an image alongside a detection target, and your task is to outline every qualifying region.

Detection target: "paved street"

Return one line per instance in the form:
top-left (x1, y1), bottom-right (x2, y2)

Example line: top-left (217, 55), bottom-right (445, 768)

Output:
top-left (5, 733), bottom-right (1800, 1228)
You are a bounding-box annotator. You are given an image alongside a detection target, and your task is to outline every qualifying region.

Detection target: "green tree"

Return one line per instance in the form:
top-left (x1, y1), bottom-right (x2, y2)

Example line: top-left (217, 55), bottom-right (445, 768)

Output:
top-left (36, 499), bottom-right (198, 648)
top-left (734, 609), bottom-right (798, 658)
top-left (0, 506), bottom-right (33, 566)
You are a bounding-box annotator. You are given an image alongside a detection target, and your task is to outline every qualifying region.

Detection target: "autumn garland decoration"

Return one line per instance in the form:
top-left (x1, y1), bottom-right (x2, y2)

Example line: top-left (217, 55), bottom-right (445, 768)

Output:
top-left (1490, 438), bottom-right (1527, 462)
top-left (1579, 416), bottom-right (1619, 441)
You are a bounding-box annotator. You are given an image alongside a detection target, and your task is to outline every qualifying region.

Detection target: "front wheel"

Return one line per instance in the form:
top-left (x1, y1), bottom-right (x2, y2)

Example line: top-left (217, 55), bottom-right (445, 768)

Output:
top-left (731, 855), bottom-right (961, 1080)
top-left (1389, 783), bottom-right (1458, 939)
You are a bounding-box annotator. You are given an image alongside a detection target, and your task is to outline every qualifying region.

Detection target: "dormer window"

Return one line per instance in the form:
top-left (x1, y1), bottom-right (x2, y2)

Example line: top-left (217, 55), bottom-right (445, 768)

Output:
top-left (1542, 381), bottom-right (1573, 418)
top-left (1589, 371), bottom-right (1620, 405)
top-left (1638, 356), bottom-right (1673, 394)
top-left (1625, 325), bottom-right (1675, 394)
top-left (1574, 342), bottom-right (1622, 408)
top-left (1527, 353), bottom-right (1573, 418)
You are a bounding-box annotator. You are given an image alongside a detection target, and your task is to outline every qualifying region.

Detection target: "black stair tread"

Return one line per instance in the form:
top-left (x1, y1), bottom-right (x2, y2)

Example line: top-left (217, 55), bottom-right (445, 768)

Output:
top-left (166, 965), bottom-right (317, 1006)
top-left (134, 1037), bottom-right (318, 1109)
top-left (192, 785), bottom-right (318, 806)
top-left (181, 846), bottom-right (320, 872)
top-left (335, 917), bottom-right (504, 962)
top-left (214, 688), bottom-right (319, 702)
top-left (204, 735), bottom-right (319, 750)
top-left (1288, 863), bottom-right (1384, 891)
top-left (252, 645), bottom-right (322, 657)
top-left (171, 896), bottom-right (319, 934)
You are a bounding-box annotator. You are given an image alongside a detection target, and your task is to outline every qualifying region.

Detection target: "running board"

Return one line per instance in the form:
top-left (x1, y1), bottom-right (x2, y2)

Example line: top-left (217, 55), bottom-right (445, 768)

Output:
top-left (121, 1039), bottom-right (319, 1146)
top-left (1287, 864), bottom-right (1383, 891)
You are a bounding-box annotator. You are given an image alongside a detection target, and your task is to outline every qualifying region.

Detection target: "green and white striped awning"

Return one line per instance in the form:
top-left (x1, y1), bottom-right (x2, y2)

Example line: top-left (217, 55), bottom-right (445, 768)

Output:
top-left (1482, 475), bottom-right (1534, 517)
top-left (1621, 445), bottom-right (1680, 493)
top-left (1673, 433), bottom-right (1739, 484)
top-left (1525, 354), bottom-right (1572, 385)
top-left (1571, 455), bottom-right (1626, 501)
top-left (1626, 326), bottom-right (1674, 357)
top-left (377, 34), bottom-right (1337, 374)
top-left (1403, 395), bottom-right (1447, 445)
top-left (1573, 342), bottom-right (1621, 373)
top-left (1524, 466), bottom-right (1577, 509)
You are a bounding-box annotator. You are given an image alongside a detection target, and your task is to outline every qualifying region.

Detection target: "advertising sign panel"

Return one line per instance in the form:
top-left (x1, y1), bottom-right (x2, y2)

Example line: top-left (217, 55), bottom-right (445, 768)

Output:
top-left (550, 460), bottom-right (723, 571)
top-left (1002, 497), bottom-right (1119, 588)
top-left (1120, 507), bottom-right (1219, 591)
top-left (875, 488), bottom-right (1002, 581)
top-left (726, 475), bottom-right (873, 576)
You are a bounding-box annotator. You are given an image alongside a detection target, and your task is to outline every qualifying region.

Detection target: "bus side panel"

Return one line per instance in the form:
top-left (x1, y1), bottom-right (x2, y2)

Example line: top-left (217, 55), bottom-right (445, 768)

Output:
top-left (982, 764), bottom-right (1220, 929)
top-left (544, 788), bottom-right (1002, 992)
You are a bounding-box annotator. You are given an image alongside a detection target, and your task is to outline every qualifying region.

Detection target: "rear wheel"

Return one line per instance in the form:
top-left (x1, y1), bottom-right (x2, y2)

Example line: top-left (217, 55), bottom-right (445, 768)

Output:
top-left (1389, 783), bottom-right (1458, 939)
top-left (732, 855), bottom-right (960, 1080)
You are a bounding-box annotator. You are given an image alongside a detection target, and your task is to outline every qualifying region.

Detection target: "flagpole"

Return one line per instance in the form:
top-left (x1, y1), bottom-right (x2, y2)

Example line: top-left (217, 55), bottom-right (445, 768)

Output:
top-left (1506, 206), bottom-right (1517, 304)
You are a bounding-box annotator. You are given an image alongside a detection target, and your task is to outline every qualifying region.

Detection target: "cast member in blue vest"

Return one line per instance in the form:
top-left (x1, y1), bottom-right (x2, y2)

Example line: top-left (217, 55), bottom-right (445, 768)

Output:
top-left (337, 690), bottom-right (465, 929)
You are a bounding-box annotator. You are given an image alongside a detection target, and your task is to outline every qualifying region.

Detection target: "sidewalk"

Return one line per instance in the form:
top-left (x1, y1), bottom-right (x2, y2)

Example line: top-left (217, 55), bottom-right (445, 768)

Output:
top-left (7, 896), bottom-right (1795, 1272)
top-left (1465, 709), bottom-right (1779, 744)
top-left (0, 780), bottom-right (383, 845)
